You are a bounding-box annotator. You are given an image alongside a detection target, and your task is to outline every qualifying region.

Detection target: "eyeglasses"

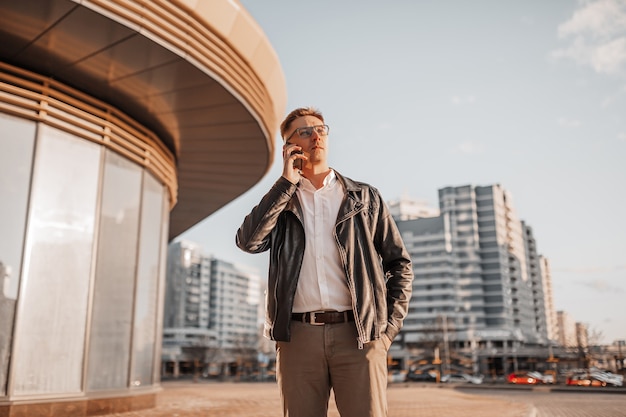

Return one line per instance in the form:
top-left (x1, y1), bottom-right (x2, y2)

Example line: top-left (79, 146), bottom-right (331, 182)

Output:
top-left (285, 124), bottom-right (330, 141)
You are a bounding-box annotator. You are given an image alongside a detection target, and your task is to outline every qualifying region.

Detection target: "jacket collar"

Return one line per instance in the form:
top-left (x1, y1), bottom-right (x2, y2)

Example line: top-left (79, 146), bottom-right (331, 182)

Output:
top-left (333, 170), bottom-right (365, 223)
top-left (333, 170), bottom-right (361, 193)
top-left (285, 170), bottom-right (365, 224)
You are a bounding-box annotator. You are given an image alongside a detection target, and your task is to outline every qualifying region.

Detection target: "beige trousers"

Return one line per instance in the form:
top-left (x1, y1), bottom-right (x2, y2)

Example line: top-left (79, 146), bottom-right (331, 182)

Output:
top-left (276, 320), bottom-right (389, 417)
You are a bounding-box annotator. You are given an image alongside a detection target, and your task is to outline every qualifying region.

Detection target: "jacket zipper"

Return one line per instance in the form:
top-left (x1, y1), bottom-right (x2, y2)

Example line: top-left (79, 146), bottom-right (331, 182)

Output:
top-left (334, 216), bottom-right (367, 350)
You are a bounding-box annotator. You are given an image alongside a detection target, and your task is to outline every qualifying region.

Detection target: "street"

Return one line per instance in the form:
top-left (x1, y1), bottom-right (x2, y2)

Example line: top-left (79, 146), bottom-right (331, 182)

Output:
top-left (101, 381), bottom-right (626, 417)
top-left (461, 387), bottom-right (626, 417)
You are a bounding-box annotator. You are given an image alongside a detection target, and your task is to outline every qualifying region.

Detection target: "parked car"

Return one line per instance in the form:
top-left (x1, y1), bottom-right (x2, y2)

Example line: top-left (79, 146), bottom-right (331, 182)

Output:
top-left (566, 374), bottom-right (607, 387)
top-left (507, 371), bottom-right (554, 385)
top-left (441, 373), bottom-right (483, 384)
top-left (407, 371), bottom-right (437, 382)
top-left (507, 371), bottom-right (541, 385)
top-left (589, 370), bottom-right (624, 387)
top-left (530, 371), bottom-right (555, 384)
top-left (528, 371), bottom-right (554, 384)
top-left (387, 370), bottom-right (407, 383)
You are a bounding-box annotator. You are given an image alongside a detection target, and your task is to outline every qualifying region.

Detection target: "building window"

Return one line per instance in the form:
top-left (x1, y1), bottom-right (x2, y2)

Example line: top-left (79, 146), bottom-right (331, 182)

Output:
top-left (0, 114), bottom-right (36, 396)
top-left (130, 171), bottom-right (167, 387)
top-left (87, 150), bottom-right (142, 391)
top-left (12, 126), bottom-right (101, 395)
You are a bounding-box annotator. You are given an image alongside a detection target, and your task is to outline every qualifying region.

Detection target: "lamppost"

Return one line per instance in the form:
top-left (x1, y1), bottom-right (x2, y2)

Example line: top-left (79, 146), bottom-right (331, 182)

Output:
top-left (468, 314), bottom-right (479, 375)
top-left (432, 347), bottom-right (442, 383)
top-left (617, 340), bottom-right (625, 371)
top-left (547, 344), bottom-right (559, 383)
top-left (431, 312), bottom-right (451, 378)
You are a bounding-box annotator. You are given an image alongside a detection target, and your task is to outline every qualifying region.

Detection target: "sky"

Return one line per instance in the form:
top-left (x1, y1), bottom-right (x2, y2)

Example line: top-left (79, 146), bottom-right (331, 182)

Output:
top-left (180, 0), bottom-right (626, 344)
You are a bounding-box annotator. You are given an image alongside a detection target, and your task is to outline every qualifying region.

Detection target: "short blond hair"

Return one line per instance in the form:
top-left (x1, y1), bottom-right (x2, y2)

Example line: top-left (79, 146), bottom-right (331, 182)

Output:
top-left (280, 107), bottom-right (325, 141)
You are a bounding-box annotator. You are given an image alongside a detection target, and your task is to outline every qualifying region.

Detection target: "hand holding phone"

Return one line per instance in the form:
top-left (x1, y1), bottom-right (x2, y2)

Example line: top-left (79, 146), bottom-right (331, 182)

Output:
top-left (287, 142), bottom-right (303, 170)
top-left (292, 149), bottom-right (303, 170)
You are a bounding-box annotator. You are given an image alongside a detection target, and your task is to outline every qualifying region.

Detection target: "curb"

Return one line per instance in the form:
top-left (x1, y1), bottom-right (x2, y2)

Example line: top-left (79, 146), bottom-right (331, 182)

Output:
top-left (450, 383), bottom-right (626, 395)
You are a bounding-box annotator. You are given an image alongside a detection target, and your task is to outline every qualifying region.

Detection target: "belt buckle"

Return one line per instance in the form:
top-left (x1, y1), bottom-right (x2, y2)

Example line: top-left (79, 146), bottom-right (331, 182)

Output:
top-left (309, 311), bottom-right (325, 326)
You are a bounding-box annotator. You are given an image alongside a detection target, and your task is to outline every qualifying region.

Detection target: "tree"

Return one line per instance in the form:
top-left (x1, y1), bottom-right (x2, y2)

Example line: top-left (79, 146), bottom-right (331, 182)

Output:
top-left (181, 335), bottom-right (218, 382)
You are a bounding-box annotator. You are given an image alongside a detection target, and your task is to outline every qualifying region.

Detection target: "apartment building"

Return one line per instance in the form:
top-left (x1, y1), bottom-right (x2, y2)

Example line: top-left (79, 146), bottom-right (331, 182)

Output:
top-left (576, 322), bottom-right (589, 349)
top-left (388, 195), bottom-right (440, 220)
top-left (209, 259), bottom-right (261, 352)
top-left (539, 256), bottom-right (559, 342)
top-left (557, 311), bottom-right (578, 348)
top-left (523, 222), bottom-right (550, 344)
top-left (164, 241), bottom-right (214, 348)
top-left (163, 241), bottom-right (260, 374)
top-left (397, 184), bottom-right (552, 350)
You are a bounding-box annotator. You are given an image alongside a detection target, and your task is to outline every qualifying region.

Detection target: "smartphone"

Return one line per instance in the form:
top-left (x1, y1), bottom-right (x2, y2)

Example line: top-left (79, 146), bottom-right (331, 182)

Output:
top-left (287, 143), bottom-right (303, 170)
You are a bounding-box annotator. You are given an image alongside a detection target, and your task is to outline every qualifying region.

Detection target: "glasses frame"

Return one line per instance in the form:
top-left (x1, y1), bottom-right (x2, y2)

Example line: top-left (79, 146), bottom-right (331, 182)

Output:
top-left (285, 124), bottom-right (330, 141)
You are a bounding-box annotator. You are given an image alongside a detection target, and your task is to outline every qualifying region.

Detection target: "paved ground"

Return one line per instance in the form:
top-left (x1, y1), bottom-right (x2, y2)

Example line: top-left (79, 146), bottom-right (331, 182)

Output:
top-left (477, 388), bottom-right (626, 417)
top-left (104, 381), bottom-right (532, 417)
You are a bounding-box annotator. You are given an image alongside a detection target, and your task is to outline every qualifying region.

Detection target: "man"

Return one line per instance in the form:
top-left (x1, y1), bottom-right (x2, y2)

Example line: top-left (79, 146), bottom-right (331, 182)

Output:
top-left (236, 107), bottom-right (413, 417)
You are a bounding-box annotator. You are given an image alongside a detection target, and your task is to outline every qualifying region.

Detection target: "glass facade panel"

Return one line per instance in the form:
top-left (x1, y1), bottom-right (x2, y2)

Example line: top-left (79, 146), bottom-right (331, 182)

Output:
top-left (87, 150), bottom-right (142, 391)
top-left (130, 173), bottom-right (165, 387)
top-left (0, 114), bottom-right (36, 396)
top-left (153, 191), bottom-right (170, 383)
top-left (12, 126), bottom-right (101, 395)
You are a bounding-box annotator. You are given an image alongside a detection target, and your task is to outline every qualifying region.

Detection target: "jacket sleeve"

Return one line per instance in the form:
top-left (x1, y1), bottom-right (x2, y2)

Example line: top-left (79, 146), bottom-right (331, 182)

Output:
top-left (236, 177), bottom-right (298, 254)
top-left (374, 192), bottom-right (413, 341)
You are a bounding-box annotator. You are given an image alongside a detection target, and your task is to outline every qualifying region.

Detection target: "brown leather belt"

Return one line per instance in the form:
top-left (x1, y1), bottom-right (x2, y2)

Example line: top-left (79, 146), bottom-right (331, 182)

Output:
top-left (291, 310), bottom-right (354, 325)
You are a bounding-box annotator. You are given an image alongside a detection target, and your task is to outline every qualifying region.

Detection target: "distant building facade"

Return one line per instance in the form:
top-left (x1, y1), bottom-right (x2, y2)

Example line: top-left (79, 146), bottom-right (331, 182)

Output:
top-left (397, 184), bottom-right (554, 351)
top-left (162, 241), bottom-right (260, 376)
top-left (576, 322), bottom-right (589, 349)
top-left (163, 241), bottom-right (215, 351)
top-left (522, 222), bottom-right (550, 343)
top-left (539, 256), bottom-right (558, 343)
top-left (388, 195), bottom-right (440, 220)
top-left (209, 258), bottom-right (261, 352)
top-left (557, 310), bottom-right (578, 348)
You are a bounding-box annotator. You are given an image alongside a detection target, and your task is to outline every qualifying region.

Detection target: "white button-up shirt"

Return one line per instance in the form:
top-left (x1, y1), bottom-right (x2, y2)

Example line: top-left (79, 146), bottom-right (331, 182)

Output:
top-left (292, 170), bottom-right (352, 313)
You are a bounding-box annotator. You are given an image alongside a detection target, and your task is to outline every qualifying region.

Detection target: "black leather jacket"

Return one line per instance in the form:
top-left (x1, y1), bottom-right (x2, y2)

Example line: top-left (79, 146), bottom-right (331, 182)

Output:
top-left (236, 171), bottom-right (413, 347)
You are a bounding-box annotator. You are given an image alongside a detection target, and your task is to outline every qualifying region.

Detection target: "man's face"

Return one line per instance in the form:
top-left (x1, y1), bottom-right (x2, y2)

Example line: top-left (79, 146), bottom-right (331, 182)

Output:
top-left (285, 115), bottom-right (328, 166)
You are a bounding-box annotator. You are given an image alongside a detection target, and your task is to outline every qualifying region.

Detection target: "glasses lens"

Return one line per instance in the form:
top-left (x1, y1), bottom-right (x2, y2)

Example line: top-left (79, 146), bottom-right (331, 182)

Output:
top-left (296, 125), bottom-right (329, 138)
top-left (298, 127), bottom-right (314, 138)
top-left (315, 125), bottom-right (329, 135)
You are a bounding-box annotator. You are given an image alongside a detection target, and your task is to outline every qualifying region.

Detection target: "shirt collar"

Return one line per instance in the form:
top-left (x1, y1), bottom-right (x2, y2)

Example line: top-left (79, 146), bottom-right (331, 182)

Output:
top-left (300, 169), bottom-right (337, 191)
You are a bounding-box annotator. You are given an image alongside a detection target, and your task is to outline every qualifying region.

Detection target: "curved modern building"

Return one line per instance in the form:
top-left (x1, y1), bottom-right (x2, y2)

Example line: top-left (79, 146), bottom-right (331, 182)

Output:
top-left (0, 1), bottom-right (286, 415)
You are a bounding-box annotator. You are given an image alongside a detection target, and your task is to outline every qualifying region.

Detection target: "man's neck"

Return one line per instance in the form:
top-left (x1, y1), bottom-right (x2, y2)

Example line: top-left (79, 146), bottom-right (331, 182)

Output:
top-left (303, 166), bottom-right (332, 189)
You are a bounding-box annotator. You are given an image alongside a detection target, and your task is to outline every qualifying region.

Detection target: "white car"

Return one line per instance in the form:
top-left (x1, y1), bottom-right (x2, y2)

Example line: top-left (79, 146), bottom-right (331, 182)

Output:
top-left (440, 373), bottom-right (484, 384)
top-left (387, 370), bottom-right (407, 383)
top-left (590, 370), bottom-right (624, 387)
top-left (528, 371), bottom-right (554, 384)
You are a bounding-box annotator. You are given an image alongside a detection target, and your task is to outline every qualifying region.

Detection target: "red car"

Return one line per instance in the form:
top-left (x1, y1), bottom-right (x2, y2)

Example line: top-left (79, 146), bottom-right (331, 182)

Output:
top-left (566, 374), bottom-right (607, 387)
top-left (507, 372), bottom-right (541, 385)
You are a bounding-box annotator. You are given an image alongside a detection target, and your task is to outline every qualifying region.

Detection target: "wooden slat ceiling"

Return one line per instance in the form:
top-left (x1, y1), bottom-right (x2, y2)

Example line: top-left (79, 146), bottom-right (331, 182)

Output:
top-left (0, 0), bottom-right (286, 240)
